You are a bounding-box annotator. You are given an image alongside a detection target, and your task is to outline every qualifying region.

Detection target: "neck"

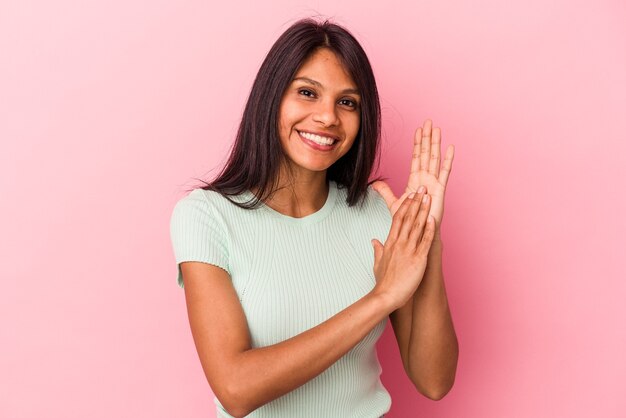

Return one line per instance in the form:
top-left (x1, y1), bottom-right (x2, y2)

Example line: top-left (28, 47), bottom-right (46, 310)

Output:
top-left (254, 169), bottom-right (330, 218)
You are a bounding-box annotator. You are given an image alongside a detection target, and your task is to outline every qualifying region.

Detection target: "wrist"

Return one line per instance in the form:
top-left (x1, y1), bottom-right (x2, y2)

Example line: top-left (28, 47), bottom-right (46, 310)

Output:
top-left (432, 229), bottom-right (443, 246)
top-left (367, 287), bottom-right (400, 314)
top-left (429, 235), bottom-right (443, 259)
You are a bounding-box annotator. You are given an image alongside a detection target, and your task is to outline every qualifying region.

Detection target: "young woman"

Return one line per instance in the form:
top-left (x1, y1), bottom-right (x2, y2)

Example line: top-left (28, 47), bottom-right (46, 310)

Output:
top-left (170, 18), bottom-right (458, 418)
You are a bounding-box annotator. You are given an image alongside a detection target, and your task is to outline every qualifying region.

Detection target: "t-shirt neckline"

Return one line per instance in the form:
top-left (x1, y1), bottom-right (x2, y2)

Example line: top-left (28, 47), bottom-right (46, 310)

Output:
top-left (247, 180), bottom-right (338, 226)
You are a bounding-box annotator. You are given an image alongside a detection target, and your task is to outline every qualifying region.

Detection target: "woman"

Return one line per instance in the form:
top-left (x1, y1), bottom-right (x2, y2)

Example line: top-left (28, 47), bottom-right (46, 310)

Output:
top-left (170, 18), bottom-right (458, 418)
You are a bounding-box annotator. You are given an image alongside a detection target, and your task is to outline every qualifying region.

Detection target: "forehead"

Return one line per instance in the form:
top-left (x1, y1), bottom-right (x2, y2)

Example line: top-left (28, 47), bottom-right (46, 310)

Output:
top-left (293, 48), bottom-right (356, 87)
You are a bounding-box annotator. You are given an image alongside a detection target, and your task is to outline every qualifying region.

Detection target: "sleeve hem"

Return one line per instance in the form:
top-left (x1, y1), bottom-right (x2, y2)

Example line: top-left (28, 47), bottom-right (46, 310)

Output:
top-left (176, 260), bottom-right (231, 289)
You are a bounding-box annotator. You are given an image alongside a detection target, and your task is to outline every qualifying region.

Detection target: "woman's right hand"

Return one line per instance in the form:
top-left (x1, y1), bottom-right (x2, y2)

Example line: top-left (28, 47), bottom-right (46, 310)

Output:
top-left (370, 186), bottom-right (436, 311)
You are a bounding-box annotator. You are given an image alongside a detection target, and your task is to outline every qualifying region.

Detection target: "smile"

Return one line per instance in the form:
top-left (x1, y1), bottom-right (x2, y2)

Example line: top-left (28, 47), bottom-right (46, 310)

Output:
top-left (297, 130), bottom-right (339, 151)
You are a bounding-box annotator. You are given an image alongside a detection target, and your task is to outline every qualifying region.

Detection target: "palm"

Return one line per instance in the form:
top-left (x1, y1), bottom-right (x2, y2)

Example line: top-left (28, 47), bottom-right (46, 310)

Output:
top-left (374, 119), bottom-right (455, 231)
top-left (404, 169), bottom-right (446, 223)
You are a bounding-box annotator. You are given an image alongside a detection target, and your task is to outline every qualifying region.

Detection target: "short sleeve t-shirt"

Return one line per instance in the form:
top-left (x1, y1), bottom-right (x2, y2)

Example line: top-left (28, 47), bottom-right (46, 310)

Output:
top-left (169, 180), bottom-right (393, 418)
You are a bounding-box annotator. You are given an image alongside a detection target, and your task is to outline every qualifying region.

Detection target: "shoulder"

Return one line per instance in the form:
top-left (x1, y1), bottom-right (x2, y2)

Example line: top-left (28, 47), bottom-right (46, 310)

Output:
top-left (169, 189), bottom-right (233, 288)
top-left (364, 185), bottom-right (392, 229)
top-left (171, 188), bottom-right (263, 237)
top-left (365, 184), bottom-right (388, 210)
top-left (172, 188), bottom-right (241, 218)
top-left (173, 188), bottom-right (226, 207)
top-left (335, 182), bottom-right (388, 215)
top-left (333, 183), bottom-right (391, 237)
top-left (170, 188), bottom-right (232, 231)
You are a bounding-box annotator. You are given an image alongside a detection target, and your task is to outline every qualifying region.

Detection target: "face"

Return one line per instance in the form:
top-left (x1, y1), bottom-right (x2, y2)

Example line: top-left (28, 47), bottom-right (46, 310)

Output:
top-left (277, 48), bottom-right (361, 179)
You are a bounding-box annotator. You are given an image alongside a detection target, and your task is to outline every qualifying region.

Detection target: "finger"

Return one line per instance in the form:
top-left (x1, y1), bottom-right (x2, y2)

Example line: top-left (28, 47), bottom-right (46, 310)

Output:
top-left (371, 180), bottom-right (397, 210)
top-left (410, 127), bottom-right (422, 173)
top-left (407, 193), bottom-right (431, 248)
top-left (397, 190), bottom-right (426, 242)
top-left (387, 191), bottom-right (419, 242)
top-left (371, 239), bottom-right (384, 266)
top-left (429, 127), bottom-right (441, 176)
top-left (420, 120), bottom-right (432, 171)
top-left (439, 144), bottom-right (455, 188)
top-left (416, 215), bottom-right (436, 257)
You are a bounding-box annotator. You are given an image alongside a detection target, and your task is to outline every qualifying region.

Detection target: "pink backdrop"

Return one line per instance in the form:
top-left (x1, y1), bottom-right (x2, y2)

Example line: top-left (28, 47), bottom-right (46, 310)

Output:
top-left (2, 1), bottom-right (625, 417)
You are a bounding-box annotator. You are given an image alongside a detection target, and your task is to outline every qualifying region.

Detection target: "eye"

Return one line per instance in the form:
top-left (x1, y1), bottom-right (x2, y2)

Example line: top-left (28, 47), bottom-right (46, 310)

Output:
top-left (298, 88), bottom-right (316, 98)
top-left (339, 98), bottom-right (358, 109)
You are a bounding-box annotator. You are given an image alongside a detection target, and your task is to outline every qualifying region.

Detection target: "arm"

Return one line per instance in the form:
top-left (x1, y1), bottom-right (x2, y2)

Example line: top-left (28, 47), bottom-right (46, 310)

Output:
top-left (389, 236), bottom-right (458, 400)
top-left (182, 261), bottom-right (395, 418)
top-left (374, 119), bottom-right (458, 399)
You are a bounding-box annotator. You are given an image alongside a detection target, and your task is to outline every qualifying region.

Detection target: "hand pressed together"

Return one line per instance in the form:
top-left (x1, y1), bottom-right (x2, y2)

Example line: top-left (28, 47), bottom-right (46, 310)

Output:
top-left (370, 187), bottom-right (436, 310)
top-left (369, 119), bottom-right (455, 308)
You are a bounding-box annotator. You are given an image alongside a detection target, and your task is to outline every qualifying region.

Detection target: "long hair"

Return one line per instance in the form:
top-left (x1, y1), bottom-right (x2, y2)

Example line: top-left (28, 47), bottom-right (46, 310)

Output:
top-left (194, 18), bottom-right (386, 209)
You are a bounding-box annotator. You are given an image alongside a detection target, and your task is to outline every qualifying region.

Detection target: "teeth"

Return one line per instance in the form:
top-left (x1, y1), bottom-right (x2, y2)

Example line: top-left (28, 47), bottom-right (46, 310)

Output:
top-left (299, 131), bottom-right (336, 146)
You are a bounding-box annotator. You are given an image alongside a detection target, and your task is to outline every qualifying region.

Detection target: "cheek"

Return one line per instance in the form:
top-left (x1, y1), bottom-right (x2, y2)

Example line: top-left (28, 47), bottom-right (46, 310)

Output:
top-left (348, 114), bottom-right (361, 138)
top-left (277, 106), bottom-right (293, 135)
top-left (278, 109), bottom-right (297, 136)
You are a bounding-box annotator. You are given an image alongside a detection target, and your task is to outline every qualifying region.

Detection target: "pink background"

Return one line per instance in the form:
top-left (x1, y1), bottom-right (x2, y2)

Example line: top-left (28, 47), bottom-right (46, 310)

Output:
top-left (2, 0), bottom-right (625, 417)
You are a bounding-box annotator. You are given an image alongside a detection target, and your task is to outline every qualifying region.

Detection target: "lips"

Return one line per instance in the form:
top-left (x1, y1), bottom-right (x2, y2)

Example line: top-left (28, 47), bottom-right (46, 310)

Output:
top-left (296, 130), bottom-right (339, 151)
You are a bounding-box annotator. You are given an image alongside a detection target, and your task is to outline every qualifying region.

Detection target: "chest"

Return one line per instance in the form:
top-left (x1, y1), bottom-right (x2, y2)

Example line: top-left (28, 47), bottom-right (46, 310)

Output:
top-left (228, 224), bottom-right (376, 347)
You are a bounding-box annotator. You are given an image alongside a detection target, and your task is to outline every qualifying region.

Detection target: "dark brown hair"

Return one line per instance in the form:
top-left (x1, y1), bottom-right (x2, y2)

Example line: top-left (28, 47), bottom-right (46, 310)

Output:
top-left (194, 18), bottom-right (386, 208)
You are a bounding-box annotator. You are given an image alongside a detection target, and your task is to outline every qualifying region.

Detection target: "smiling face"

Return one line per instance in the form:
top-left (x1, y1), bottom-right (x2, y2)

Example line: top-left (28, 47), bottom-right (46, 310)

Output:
top-left (277, 47), bottom-right (361, 180)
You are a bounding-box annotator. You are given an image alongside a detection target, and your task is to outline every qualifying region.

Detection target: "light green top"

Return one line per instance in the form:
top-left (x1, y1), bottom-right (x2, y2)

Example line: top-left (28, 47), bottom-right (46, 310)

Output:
top-left (169, 180), bottom-right (393, 417)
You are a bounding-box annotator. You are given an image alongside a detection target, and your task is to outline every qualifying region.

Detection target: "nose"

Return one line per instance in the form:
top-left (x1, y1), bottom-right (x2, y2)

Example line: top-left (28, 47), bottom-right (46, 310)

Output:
top-left (312, 99), bottom-right (339, 127)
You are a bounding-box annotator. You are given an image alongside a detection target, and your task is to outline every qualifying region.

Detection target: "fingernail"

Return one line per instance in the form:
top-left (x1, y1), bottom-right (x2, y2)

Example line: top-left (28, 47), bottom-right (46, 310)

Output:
top-left (428, 215), bottom-right (434, 223)
top-left (408, 192), bottom-right (416, 199)
top-left (422, 194), bottom-right (429, 203)
top-left (417, 186), bottom-right (425, 193)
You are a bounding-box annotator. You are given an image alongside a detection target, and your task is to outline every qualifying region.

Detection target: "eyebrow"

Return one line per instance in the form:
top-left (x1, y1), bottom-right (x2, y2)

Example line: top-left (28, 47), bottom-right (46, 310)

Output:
top-left (292, 77), bottom-right (360, 95)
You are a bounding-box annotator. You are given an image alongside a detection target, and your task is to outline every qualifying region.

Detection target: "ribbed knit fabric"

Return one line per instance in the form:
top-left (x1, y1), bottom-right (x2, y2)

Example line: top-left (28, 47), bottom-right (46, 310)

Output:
top-left (169, 180), bottom-right (393, 418)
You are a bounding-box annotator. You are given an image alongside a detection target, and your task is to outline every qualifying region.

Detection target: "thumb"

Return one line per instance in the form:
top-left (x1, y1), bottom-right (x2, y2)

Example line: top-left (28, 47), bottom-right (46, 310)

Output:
top-left (371, 239), bottom-right (383, 265)
top-left (372, 180), bottom-right (397, 209)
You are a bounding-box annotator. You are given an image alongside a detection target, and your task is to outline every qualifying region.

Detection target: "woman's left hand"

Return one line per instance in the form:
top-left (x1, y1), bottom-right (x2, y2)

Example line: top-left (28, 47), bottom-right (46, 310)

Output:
top-left (373, 119), bottom-right (455, 237)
